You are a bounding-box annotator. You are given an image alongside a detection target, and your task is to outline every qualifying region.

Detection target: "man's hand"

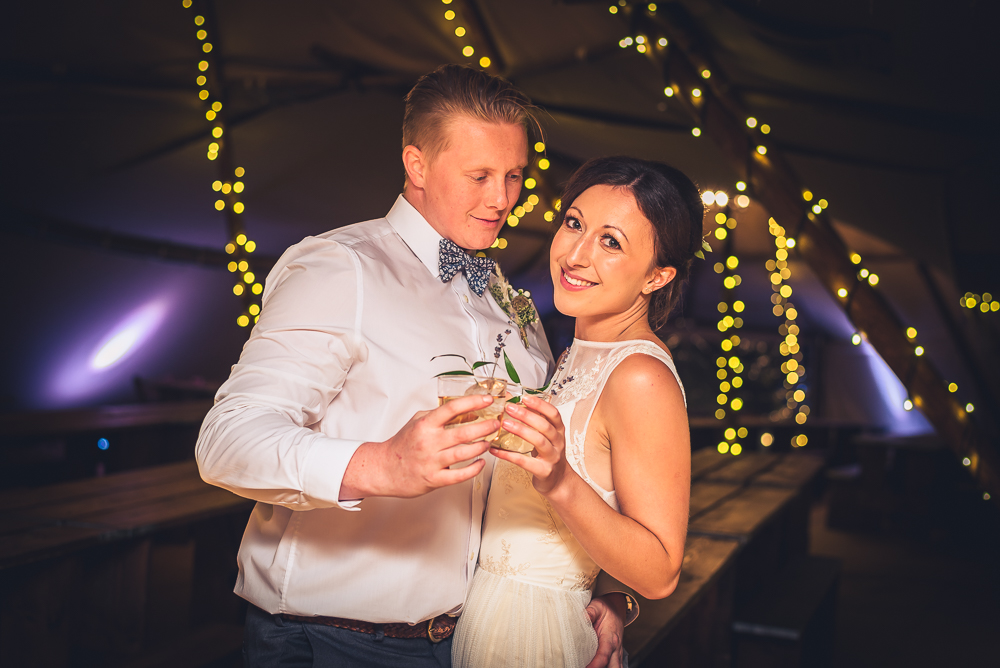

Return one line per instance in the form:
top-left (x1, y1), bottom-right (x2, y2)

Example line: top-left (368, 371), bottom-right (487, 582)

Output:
top-left (585, 593), bottom-right (627, 668)
top-left (340, 394), bottom-right (499, 500)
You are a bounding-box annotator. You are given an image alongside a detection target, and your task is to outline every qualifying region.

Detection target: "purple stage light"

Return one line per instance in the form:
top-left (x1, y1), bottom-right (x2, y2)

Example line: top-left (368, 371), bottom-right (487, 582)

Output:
top-left (50, 296), bottom-right (171, 404)
top-left (89, 301), bottom-right (167, 370)
top-left (858, 340), bottom-right (933, 436)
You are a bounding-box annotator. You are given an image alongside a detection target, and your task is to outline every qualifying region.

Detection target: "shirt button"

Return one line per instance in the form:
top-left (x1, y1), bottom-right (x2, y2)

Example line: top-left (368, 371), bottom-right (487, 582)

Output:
top-left (463, 295), bottom-right (469, 303)
top-left (470, 551), bottom-right (475, 561)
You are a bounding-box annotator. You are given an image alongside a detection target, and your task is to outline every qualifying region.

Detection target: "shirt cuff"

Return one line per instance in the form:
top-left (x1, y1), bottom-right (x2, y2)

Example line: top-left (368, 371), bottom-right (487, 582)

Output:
top-left (302, 437), bottom-right (366, 511)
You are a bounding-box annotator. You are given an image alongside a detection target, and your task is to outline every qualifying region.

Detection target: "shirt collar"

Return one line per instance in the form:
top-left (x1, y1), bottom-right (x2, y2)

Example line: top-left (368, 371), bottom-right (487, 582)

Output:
top-left (386, 194), bottom-right (444, 279)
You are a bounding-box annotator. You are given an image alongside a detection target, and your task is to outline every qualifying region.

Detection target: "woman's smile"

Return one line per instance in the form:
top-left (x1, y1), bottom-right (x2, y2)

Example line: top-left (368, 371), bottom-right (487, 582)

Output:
top-left (559, 268), bottom-right (599, 290)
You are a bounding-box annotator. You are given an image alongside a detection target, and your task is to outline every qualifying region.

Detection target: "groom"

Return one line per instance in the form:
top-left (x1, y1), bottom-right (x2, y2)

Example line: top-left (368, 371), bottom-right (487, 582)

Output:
top-left (197, 64), bottom-right (630, 667)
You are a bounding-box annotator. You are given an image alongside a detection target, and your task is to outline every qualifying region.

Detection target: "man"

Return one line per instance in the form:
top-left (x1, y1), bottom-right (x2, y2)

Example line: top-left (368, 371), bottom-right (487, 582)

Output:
top-left (197, 64), bottom-right (631, 667)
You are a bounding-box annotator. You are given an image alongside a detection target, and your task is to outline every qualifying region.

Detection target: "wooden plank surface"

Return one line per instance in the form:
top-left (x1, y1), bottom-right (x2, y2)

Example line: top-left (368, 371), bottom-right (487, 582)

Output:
top-left (94, 487), bottom-right (251, 534)
top-left (689, 486), bottom-right (798, 542)
top-left (689, 481), bottom-right (741, 518)
top-left (753, 453), bottom-right (825, 489)
top-left (0, 471), bottom-right (212, 534)
top-left (703, 452), bottom-right (780, 484)
top-left (624, 535), bottom-right (740, 663)
top-left (0, 461), bottom-right (251, 570)
top-left (691, 448), bottom-right (733, 480)
top-left (0, 460), bottom-right (197, 513)
top-left (0, 524), bottom-right (107, 570)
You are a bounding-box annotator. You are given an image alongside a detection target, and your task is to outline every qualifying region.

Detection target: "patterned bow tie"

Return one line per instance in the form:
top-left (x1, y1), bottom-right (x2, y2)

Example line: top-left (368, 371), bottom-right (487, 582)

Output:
top-left (438, 238), bottom-right (495, 297)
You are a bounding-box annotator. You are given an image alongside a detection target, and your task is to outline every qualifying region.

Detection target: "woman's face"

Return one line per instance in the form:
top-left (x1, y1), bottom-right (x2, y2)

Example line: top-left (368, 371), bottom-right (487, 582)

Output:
top-left (550, 184), bottom-right (674, 322)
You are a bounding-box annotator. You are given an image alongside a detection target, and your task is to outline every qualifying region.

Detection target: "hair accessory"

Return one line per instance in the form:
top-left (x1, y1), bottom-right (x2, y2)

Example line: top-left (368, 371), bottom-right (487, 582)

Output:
top-left (694, 235), bottom-right (713, 260)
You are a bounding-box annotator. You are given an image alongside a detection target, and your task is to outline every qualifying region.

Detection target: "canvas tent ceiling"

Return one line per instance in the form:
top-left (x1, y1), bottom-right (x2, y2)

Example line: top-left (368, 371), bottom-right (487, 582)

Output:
top-left (1, 0), bottom-right (997, 411)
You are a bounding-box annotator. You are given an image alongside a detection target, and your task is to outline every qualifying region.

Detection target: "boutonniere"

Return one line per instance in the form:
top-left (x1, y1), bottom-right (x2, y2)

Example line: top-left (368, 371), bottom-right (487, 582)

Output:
top-left (488, 264), bottom-right (539, 349)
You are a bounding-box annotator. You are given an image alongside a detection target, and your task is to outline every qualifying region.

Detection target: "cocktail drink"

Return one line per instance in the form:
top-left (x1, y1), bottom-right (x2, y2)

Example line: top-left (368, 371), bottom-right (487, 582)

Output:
top-left (438, 376), bottom-right (546, 455)
top-left (492, 392), bottom-right (549, 454)
top-left (438, 375), bottom-right (509, 443)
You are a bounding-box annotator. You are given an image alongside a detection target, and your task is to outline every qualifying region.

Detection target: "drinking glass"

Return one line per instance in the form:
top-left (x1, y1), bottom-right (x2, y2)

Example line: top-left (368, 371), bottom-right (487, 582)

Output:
top-left (438, 375), bottom-right (509, 450)
top-left (492, 391), bottom-right (549, 454)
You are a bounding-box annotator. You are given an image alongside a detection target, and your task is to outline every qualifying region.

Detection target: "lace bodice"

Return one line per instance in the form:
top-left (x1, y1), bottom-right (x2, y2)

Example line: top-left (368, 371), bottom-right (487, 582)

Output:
top-left (476, 338), bottom-right (685, 593)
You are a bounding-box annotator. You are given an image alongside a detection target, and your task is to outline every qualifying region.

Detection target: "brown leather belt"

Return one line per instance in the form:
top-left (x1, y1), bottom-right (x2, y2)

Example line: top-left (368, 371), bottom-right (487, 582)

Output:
top-left (280, 612), bottom-right (458, 643)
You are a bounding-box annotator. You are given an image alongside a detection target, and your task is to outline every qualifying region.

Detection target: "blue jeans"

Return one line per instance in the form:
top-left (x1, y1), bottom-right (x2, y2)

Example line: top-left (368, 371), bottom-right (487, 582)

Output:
top-left (243, 604), bottom-right (453, 668)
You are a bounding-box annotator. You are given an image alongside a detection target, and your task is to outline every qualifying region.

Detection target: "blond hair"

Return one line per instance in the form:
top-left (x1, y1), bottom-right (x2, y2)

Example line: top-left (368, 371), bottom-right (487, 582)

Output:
top-left (402, 64), bottom-right (538, 161)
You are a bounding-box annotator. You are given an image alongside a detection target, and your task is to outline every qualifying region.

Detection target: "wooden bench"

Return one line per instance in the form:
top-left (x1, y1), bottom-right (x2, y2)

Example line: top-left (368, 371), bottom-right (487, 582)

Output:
top-left (0, 401), bottom-right (214, 489)
top-left (691, 451), bottom-right (824, 601)
top-left (0, 461), bottom-right (252, 667)
top-left (732, 556), bottom-right (840, 668)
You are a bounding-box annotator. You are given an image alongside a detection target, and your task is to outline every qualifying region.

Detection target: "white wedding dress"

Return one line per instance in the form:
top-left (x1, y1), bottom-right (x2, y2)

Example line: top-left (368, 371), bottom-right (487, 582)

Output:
top-left (452, 338), bottom-right (685, 668)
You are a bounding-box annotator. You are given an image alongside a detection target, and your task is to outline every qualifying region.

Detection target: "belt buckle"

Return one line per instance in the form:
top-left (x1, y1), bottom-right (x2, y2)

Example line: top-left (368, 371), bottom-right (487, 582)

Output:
top-left (427, 617), bottom-right (444, 643)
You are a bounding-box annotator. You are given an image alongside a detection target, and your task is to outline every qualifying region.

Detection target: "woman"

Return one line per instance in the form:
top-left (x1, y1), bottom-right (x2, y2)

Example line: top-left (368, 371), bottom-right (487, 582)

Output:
top-left (452, 156), bottom-right (702, 667)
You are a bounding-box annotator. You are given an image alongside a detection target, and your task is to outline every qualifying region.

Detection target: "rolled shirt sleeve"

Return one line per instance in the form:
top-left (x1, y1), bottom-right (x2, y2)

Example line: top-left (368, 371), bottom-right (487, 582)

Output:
top-left (196, 237), bottom-right (366, 511)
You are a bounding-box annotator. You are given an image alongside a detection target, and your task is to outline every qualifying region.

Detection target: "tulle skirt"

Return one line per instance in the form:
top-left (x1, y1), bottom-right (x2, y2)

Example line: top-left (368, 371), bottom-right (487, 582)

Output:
top-left (452, 568), bottom-right (599, 668)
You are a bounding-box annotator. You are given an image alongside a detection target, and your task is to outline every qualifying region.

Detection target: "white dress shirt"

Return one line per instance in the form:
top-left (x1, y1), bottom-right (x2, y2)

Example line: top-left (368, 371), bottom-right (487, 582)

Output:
top-left (196, 195), bottom-right (554, 623)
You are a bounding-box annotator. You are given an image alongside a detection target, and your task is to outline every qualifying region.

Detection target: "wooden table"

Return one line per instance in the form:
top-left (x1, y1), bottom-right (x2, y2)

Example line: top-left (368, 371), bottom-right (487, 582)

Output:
top-left (627, 449), bottom-right (826, 666)
top-left (0, 461), bottom-right (252, 667)
top-left (0, 460), bottom-right (252, 570)
top-left (625, 535), bottom-right (739, 667)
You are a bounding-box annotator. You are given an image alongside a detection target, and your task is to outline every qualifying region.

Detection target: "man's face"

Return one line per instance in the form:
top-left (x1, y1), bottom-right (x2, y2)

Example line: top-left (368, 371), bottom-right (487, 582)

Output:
top-left (416, 115), bottom-right (527, 250)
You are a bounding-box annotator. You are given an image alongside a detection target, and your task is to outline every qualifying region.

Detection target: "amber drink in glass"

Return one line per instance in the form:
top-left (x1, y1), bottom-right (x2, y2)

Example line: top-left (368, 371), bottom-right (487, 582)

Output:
top-left (437, 375), bottom-right (508, 444)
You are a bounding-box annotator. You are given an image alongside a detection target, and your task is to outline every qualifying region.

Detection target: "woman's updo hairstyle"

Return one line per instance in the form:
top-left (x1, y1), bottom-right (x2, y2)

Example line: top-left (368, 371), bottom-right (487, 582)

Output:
top-left (557, 156), bottom-right (705, 330)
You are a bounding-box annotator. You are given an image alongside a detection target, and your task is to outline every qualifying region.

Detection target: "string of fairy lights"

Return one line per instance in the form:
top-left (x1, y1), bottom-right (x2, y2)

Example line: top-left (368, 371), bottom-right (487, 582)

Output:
top-left (960, 292), bottom-right (999, 313)
top-left (704, 193), bottom-right (748, 455)
top-left (176, 1), bottom-right (986, 474)
top-left (438, 0), bottom-right (557, 256)
top-left (765, 214), bottom-right (810, 448)
top-left (182, 0), bottom-right (262, 329)
top-left (605, 1), bottom-right (990, 464)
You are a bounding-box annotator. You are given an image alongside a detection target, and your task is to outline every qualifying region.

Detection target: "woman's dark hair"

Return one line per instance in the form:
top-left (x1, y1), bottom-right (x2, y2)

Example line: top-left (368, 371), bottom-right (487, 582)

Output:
top-left (557, 156), bottom-right (705, 330)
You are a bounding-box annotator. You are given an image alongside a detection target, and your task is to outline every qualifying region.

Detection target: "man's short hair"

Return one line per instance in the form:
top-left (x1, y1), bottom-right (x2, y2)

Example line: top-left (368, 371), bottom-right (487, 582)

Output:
top-left (402, 64), bottom-right (537, 161)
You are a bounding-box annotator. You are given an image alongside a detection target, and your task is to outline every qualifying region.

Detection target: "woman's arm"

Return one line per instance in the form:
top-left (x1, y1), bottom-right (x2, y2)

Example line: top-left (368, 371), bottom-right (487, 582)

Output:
top-left (495, 354), bottom-right (690, 599)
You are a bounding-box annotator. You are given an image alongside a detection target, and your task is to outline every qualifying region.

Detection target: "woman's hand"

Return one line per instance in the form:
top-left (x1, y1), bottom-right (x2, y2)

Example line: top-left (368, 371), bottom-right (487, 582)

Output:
top-left (491, 395), bottom-right (572, 496)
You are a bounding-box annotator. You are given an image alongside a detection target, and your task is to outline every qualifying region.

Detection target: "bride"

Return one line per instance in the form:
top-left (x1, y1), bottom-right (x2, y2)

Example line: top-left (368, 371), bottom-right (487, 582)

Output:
top-left (452, 156), bottom-right (701, 668)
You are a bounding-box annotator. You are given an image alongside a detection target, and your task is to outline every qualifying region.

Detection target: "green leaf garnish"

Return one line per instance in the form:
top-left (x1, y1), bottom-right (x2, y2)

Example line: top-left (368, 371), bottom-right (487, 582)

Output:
top-left (433, 370), bottom-right (474, 377)
top-left (503, 350), bottom-right (521, 385)
top-left (431, 354), bottom-right (469, 364)
top-left (506, 395), bottom-right (522, 403)
top-left (472, 361), bottom-right (496, 371)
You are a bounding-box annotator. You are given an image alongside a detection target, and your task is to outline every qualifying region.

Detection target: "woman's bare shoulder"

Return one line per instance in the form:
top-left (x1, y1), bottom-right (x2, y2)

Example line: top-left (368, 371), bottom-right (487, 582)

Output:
top-left (603, 351), bottom-right (684, 414)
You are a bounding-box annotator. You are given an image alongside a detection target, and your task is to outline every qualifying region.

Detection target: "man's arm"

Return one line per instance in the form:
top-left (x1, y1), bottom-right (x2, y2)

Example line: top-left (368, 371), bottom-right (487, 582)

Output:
top-left (196, 237), bottom-right (498, 509)
top-left (195, 238), bottom-right (369, 510)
